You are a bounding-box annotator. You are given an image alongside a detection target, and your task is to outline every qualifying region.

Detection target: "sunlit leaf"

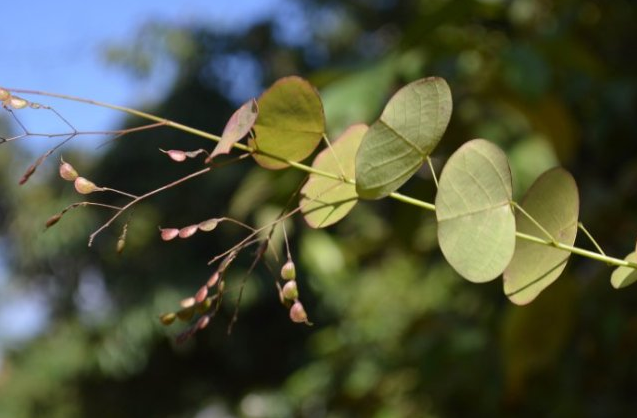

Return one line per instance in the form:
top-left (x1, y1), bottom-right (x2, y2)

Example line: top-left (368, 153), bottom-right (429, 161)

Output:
top-left (250, 76), bottom-right (325, 170)
top-left (436, 139), bottom-right (515, 283)
top-left (610, 252), bottom-right (637, 289)
top-left (208, 98), bottom-right (258, 161)
top-left (355, 77), bottom-right (452, 199)
top-left (503, 168), bottom-right (579, 305)
top-left (300, 124), bottom-right (367, 228)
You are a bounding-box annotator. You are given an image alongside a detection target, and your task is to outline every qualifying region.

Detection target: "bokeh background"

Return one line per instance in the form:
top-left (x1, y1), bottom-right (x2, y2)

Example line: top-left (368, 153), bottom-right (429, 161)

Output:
top-left (2, 1), bottom-right (637, 417)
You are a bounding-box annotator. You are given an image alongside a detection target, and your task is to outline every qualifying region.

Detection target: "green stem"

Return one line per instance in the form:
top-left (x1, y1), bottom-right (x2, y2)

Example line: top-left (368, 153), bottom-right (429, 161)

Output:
top-left (578, 222), bottom-right (606, 256)
top-left (9, 88), bottom-right (635, 270)
top-left (511, 201), bottom-right (555, 243)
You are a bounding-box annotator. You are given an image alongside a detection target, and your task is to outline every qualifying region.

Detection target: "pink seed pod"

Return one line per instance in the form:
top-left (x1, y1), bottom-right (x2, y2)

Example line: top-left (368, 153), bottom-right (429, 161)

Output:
top-left (18, 164), bottom-right (37, 185)
top-left (207, 271), bottom-right (220, 288)
top-left (282, 280), bottom-right (299, 301)
top-left (194, 285), bottom-right (208, 303)
top-left (196, 315), bottom-right (210, 330)
top-left (180, 297), bottom-right (196, 309)
top-left (280, 260), bottom-right (296, 281)
top-left (159, 228), bottom-right (180, 241)
top-left (59, 159), bottom-right (79, 181)
top-left (0, 88), bottom-right (10, 101)
top-left (161, 149), bottom-right (187, 162)
top-left (198, 218), bottom-right (219, 232)
top-left (289, 301), bottom-right (308, 324)
top-left (74, 177), bottom-right (99, 194)
top-left (178, 225), bottom-right (198, 239)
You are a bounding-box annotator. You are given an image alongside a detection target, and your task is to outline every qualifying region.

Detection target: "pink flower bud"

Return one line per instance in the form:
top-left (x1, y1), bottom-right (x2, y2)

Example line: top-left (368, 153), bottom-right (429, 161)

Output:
top-left (289, 301), bottom-right (308, 324)
top-left (280, 260), bottom-right (296, 281)
top-left (59, 160), bottom-right (78, 181)
top-left (74, 177), bottom-right (99, 194)
top-left (159, 228), bottom-right (180, 241)
top-left (179, 225), bottom-right (198, 238)
top-left (282, 280), bottom-right (299, 301)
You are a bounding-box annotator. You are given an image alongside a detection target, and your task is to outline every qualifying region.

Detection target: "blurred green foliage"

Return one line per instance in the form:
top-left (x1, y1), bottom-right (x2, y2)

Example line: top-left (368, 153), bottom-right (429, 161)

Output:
top-left (2, 0), bottom-right (637, 417)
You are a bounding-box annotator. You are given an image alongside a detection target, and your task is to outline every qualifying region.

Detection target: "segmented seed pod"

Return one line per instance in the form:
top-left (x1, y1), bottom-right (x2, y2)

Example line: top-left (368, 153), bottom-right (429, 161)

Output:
top-left (74, 177), bottom-right (99, 194)
top-left (180, 297), bottom-right (196, 309)
top-left (159, 312), bottom-right (177, 326)
top-left (282, 280), bottom-right (299, 301)
top-left (280, 260), bottom-right (296, 281)
top-left (9, 96), bottom-right (28, 109)
top-left (163, 149), bottom-right (187, 162)
top-left (159, 228), bottom-right (180, 241)
top-left (195, 286), bottom-right (208, 303)
top-left (195, 297), bottom-right (213, 314)
top-left (116, 238), bottom-right (126, 254)
top-left (207, 271), bottom-right (220, 288)
top-left (45, 213), bottom-right (63, 229)
top-left (178, 225), bottom-right (198, 239)
top-left (289, 301), bottom-right (308, 324)
top-left (59, 160), bottom-right (79, 181)
top-left (196, 315), bottom-right (210, 330)
top-left (0, 88), bottom-right (10, 101)
top-left (176, 306), bottom-right (195, 321)
top-left (198, 218), bottom-right (219, 232)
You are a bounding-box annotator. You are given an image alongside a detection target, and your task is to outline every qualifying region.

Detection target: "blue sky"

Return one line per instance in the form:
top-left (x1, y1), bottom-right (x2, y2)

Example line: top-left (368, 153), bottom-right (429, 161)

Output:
top-left (0, 0), bottom-right (287, 349)
top-left (2, 0), bottom-right (289, 147)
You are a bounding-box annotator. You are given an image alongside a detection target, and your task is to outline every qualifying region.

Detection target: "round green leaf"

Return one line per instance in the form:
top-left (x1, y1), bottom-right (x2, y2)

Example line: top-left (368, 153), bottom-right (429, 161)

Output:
top-left (503, 168), bottom-right (579, 305)
top-left (436, 139), bottom-right (515, 283)
top-left (251, 76), bottom-right (325, 170)
top-left (300, 124), bottom-right (367, 228)
top-left (610, 252), bottom-right (637, 289)
top-left (355, 77), bottom-right (452, 199)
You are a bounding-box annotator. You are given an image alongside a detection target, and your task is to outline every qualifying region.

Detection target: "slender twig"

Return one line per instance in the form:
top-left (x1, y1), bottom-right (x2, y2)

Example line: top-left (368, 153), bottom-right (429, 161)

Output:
top-left (427, 156), bottom-right (439, 188)
top-left (578, 222), bottom-right (606, 256)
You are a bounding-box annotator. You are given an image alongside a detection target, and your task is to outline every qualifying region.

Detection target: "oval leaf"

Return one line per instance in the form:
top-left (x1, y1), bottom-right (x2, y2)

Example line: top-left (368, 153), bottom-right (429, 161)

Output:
top-left (250, 76), bottom-right (325, 170)
top-left (355, 77), bottom-right (452, 199)
top-left (209, 98), bottom-right (258, 161)
top-left (611, 252), bottom-right (637, 289)
top-left (300, 124), bottom-right (367, 228)
top-left (503, 168), bottom-right (579, 305)
top-left (436, 139), bottom-right (516, 283)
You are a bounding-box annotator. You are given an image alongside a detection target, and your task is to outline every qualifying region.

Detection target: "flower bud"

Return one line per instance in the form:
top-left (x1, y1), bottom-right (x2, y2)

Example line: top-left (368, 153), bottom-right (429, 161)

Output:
top-left (282, 280), bottom-right (299, 301)
top-left (59, 160), bottom-right (78, 181)
top-left (280, 260), bottom-right (296, 281)
top-left (178, 225), bottom-right (198, 239)
top-left (159, 312), bottom-right (176, 326)
top-left (289, 301), bottom-right (308, 324)
top-left (74, 177), bottom-right (99, 194)
top-left (159, 228), bottom-right (179, 241)
top-left (198, 218), bottom-right (219, 232)
top-left (195, 285), bottom-right (208, 303)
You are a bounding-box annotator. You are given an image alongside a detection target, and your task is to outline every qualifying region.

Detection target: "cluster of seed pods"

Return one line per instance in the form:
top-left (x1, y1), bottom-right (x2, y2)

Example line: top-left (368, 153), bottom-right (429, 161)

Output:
top-left (279, 259), bottom-right (311, 325)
